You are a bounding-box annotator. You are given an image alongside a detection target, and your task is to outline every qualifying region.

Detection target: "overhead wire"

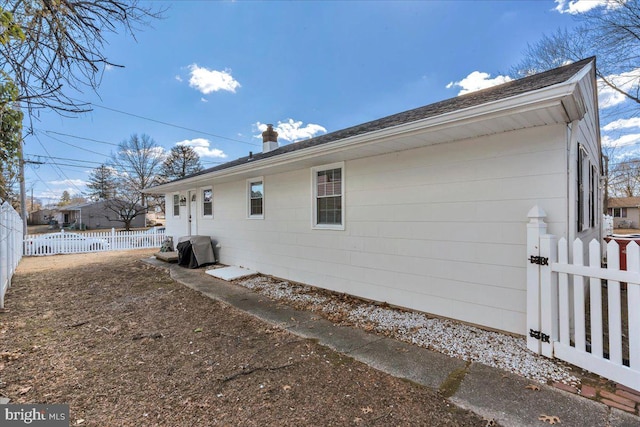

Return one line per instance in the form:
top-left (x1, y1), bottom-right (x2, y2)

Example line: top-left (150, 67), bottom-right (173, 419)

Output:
top-left (33, 133), bottom-right (87, 195)
top-left (85, 101), bottom-right (260, 147)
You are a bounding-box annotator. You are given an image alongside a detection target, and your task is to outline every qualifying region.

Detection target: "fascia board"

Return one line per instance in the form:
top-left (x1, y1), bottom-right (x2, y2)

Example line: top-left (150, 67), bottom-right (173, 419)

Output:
top-left (146, 77), bottom-right (584, 193)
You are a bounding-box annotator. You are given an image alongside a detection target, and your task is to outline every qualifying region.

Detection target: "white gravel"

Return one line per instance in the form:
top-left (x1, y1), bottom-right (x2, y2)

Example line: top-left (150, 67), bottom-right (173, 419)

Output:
top-left (236, 275), bottom-right (580, 387)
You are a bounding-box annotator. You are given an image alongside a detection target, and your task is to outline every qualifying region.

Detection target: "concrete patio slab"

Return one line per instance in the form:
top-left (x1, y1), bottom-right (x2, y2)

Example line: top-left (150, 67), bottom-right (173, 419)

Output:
top-left (206, 266), bottom-right (257, 280)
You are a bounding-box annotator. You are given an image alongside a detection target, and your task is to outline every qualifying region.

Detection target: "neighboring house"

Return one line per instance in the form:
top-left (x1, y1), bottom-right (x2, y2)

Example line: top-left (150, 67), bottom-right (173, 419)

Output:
top-left (29, 208), bottom-right (58, 225)
top-left (58, 200), bottom-right (146, 229)
top-left (146, 58), bottom-right (601, 335)
top-left (606, 197), bottom-right (640, 229)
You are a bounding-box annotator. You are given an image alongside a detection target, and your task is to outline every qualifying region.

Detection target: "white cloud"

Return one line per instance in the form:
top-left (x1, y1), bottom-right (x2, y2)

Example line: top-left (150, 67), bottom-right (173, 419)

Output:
top-left (598, 68), bottom-right (640, 109)
top-left (602, 133), bottom-right (640, 148)
top-left (187, 64), bottom-right (240, 94)
top-left (48, 179), bottom-right (87, 187)
top-left (254, 119), bottom-right (327, 143)
top-left (176, 138), bottom-right (227, 158)
top-left (175, 75), bottom-right (183, 82)
top-left (446, 71), bottom-right (513, 95)
top-left (554, 0), bottom-right (618, 14)
top-left (105, 64), bottom-right (114, 72)
top-left (200, 97), bottom-right (208, 103)
top-left (603, 117), bottom-right (640, 132)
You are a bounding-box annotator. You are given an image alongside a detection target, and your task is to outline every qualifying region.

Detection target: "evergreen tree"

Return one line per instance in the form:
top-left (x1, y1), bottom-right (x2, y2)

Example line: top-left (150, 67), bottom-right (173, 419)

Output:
top-left (159, 145), bottom-right (204, 183)
top-left (59, 191), bottom-right (71, 206)
top-left (87, 165), bottom-right (117, 200)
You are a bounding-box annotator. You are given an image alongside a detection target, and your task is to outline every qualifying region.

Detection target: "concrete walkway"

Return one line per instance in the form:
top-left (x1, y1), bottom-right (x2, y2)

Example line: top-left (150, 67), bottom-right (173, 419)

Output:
top-left (143, 258), bottom-right (640, 427)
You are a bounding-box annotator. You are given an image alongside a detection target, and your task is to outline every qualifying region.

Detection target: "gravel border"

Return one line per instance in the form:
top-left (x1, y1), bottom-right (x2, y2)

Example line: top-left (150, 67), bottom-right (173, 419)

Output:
top-left (235, 274), bottom-right (581, 387)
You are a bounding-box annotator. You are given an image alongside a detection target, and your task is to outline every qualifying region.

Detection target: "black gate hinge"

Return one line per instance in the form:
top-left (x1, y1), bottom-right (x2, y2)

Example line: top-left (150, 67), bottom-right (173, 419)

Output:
top-left (529, 329), bottom-right (550, 343)
top-left (528, 256), bottom-right (549, 266)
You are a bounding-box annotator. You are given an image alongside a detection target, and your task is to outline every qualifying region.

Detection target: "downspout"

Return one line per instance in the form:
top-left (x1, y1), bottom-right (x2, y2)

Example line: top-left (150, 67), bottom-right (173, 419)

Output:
top-left (567, 119), bottom-right (580, 256)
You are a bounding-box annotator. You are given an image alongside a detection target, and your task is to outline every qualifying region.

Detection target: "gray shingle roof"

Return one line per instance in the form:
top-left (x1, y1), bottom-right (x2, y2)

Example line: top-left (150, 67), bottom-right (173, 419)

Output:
top-left (171, 57), bottom-right (595, 184)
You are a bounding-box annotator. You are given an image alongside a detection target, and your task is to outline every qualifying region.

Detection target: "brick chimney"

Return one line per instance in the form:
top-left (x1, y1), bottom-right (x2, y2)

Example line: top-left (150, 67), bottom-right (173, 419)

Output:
top-left (262, 124), bottom-right (278, 153)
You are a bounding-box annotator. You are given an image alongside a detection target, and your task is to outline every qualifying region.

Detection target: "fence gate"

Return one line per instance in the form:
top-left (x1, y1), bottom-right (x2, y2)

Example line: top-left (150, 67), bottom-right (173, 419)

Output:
top-left (527, 206), bottom-right (640, 391)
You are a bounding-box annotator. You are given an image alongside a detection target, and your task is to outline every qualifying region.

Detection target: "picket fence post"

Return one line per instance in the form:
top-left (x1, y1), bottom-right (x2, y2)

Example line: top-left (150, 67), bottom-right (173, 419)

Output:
top-left (539, 233), bottom-right (558, 358)
top-left (527, 205), bottom-right (548, 354)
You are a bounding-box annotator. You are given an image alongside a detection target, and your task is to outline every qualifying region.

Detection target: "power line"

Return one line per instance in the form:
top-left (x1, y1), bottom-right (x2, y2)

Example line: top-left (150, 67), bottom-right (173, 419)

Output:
top-left (33, 133), bottom-right (86, 195)
top-left (25, 154), bottom-right (108, 166)
top-left (39, 131), bottom-right (111, 157)
top-left (84, 101), bottom-right (259, 147)
top-left (40, 129), bottom-right (120, 146)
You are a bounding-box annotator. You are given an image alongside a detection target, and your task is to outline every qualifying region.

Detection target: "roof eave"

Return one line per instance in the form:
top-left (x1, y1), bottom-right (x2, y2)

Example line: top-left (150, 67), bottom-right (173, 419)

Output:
top-left (145, 65), bottom-right (591, 194)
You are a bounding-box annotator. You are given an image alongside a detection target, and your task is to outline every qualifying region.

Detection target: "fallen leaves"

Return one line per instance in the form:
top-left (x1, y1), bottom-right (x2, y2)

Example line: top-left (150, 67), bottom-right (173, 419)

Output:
top-left (282, 385), bottom-right (292, 391)
top-left (539, 414), bottom-right (561, 424)
top-left (18, 386), bottom-right (32, 395)
top-left (361, 406), bottom-right (373, 414)
top-left (0, 352), bottom-right (21, 362)
top-left (525, 384), bottom-right (540, 391)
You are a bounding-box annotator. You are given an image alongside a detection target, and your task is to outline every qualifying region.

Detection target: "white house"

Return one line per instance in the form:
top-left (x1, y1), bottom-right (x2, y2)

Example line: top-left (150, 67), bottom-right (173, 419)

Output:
top-left (146, 58), bottom-right (601, 335)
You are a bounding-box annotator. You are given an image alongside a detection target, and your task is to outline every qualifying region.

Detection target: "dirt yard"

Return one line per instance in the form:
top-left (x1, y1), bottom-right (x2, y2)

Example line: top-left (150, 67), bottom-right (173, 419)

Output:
top-left (0, 250), bottom-right (488, 426)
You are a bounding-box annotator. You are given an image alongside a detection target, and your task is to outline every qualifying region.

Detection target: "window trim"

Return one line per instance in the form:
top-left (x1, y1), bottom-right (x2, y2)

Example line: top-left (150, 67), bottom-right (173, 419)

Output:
top-left (311, 162), bottom-right (345, 230)
top-left (201, 187), bottom-right (213, 219)
top-left (247, 177), bottom-right (264, 219)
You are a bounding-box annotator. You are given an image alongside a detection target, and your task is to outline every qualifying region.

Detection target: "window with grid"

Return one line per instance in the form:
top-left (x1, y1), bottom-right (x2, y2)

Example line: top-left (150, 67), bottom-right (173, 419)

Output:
top-left (608, 207), bottom-right (627, 218)
top-left (248, 180), bottom-right (263, 218)
top-left (173, 194), bottom-right (180, 217)
top-left (313, 164), bottom-right (344, 229)
top-left (203, 188), bottom-right (213, 217)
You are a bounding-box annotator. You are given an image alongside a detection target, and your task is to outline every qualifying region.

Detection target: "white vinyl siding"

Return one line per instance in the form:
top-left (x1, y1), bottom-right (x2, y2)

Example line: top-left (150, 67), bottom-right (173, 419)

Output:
top-left (170, 125), bottom-right (571, 334)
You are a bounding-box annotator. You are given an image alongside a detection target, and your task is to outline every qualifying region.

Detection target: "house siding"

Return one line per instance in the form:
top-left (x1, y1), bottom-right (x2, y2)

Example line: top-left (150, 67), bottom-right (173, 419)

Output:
top-left (168, 124), bottom-right (569, 334)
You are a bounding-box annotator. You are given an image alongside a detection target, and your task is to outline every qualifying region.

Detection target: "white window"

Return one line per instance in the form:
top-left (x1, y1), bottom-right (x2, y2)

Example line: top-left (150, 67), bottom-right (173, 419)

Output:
top-left (172, 194), bottom-right (180, 217)
top-left (247, 178), bottom-right (264, 219)
top-left (202, 188), bottom-right (213, 218)
top-left (577, 144), bottom-right (597, 232)
top-left (312, 162), bottom-right (344, 230)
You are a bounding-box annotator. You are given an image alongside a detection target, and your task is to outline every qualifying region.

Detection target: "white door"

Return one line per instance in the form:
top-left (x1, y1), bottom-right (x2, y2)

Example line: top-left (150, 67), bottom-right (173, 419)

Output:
top-left (189, 191), bottom-right (197, 235)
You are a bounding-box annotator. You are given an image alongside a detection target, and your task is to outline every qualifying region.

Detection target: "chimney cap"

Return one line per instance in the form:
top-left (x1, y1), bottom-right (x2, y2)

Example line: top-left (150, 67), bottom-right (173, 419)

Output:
top-left (262, 124), bottom-right (278, 143)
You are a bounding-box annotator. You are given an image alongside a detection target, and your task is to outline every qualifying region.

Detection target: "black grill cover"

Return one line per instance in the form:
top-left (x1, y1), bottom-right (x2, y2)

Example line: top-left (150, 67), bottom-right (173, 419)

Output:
top-left (176, 240), bottom-right (198, 268)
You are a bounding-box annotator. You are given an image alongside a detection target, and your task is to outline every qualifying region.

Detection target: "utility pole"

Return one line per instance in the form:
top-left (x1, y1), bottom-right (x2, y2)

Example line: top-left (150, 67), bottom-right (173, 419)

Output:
top-left (18, 137), bottom-right (27, 235)
top-left (17, 146), bottom-right (44, 235)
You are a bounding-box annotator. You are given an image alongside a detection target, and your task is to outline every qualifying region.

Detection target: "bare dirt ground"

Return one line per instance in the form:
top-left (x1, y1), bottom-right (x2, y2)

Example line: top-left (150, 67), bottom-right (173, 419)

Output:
top-left (0, 250), bottom-right (488, 426)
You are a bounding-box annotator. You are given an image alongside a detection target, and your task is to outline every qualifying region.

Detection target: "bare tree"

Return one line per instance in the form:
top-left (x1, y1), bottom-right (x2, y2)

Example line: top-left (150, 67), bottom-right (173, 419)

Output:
top-left (158, 145), bottom-right (203, 183)
top-left (608, 158), bottom-right (640, 197)
top-left (110, 133), bottom-right (164, 206)
top-left (511, 0), bottom-right (640, 114)
top-left (0, 1), bottom-right (163, 117)
top-left (103, 188), bottom-right (146, 231)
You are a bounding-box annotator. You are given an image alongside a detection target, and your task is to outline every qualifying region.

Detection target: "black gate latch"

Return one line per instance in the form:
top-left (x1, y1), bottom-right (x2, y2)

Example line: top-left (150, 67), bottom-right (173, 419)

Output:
top-left (528, 256), bottom-right (549, 266)
top-left (529, 329), bottom-right (550, 343)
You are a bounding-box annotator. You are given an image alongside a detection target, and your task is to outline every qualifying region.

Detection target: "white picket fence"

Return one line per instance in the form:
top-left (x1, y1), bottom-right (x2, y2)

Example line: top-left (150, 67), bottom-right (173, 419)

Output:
top-left (1, 201), bottom-right (23, 309)
top-left (528, 206), bottom-right (640, 391)
top-left (23, 228), bottom-right (166, 256)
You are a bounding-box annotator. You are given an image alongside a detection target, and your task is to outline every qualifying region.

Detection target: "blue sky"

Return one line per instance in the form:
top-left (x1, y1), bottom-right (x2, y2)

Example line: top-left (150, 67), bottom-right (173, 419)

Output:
top-left (22, 0), bottom-right (624, 204)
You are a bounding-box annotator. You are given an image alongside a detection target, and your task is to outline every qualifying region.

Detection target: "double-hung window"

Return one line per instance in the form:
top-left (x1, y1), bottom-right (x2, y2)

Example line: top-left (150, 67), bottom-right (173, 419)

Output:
top-left (312, 163), bottom-right (344, 230)
top-left (248, 178), bottom-right (264, 219)
top-left (202, 188), bottom-right (213, 218)
top-left (172, 194), bottom-right (180, 217)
